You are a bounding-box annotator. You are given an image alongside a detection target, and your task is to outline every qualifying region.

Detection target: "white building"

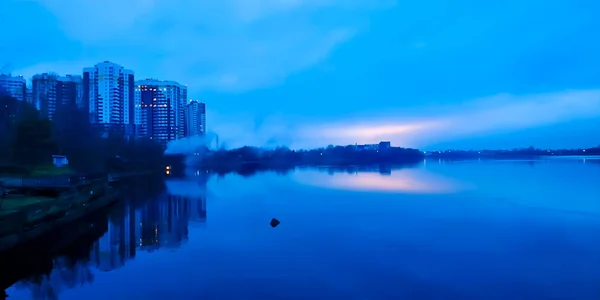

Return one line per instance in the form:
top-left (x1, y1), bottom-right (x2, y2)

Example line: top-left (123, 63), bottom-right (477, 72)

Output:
top-left (82, 61), bottom-right (135, 136)
top-left (0, 74), bottom-right (27, 101)
top-left (134, 79), bottom-right (188, 144)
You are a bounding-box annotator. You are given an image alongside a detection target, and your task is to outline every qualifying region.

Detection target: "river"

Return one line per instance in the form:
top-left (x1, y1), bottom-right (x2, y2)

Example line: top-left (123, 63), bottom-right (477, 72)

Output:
top-left (3, 158), bottom-right (600, 299)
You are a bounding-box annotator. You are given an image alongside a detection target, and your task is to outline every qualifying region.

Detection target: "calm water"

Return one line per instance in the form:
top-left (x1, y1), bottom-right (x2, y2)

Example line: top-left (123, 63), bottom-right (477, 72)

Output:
top-left (4, 158), bottom-right (600, 299)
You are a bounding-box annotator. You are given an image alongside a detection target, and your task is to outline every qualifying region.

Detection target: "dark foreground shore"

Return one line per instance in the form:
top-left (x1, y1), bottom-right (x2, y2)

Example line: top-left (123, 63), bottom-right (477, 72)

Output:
top-left (0, 202), bottom-right (115, 294)
top-left (0, 172), bottom-right (128, 255)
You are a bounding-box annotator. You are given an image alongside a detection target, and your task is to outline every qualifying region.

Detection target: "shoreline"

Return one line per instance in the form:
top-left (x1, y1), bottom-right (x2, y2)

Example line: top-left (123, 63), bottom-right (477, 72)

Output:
top-left (0, 181), bottom-right (121, 254)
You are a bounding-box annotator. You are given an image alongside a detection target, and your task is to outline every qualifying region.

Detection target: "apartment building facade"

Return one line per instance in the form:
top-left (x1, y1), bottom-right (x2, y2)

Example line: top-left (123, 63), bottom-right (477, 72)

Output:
top-left (83, 61), bottom-right (135, 137)
top-left (134, 79), bottom-right (187, 146)
top-left (0, 74), bottom-right (27, 102)
top-left (32, 73), bottom-right (82, 120)
top-left (184, 100), bottom-right (206, 137)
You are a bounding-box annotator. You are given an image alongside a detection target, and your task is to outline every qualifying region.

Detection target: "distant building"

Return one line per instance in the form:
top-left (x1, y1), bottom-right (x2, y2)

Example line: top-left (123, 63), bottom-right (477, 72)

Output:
top-left (379, 141), bottom-right (391, 150)
top-left (32, 73), bottom-right (82, 120)
top-left (184, 100), bottom-right (206, 137)
top-left (26, 87), bottom-right (33, 105)
top-left (59, 75), bottom-right (84, 108)
top-left (83, 61), bottom-right (135, 137)
top-left (32, 73), bottom-right (56, 111)
top-left (134, 79), bottom-right (188, 146)
top-left (355, 144), bottom-right (379, 151)
top-left (355, 141), bottom-right (392, 151)
top-left (0, 74), bottom-right (27, 101)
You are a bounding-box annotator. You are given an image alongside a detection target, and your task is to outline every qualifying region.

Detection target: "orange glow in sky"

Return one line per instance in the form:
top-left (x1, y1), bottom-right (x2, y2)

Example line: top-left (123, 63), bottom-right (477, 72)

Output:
top-left (292, 168), bottom-right (466, 194)
top-left (290, 90), bottom-right (600, 149)
top-left (321, 122), bottom-right (441, 138)
top-left (302, 120), bottom-right (445, 147)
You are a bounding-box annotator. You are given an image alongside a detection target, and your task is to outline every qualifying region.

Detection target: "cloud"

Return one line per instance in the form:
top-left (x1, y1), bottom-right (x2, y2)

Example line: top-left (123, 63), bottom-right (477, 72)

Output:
top-left (205, 89), bottom-right (600, 149)
top-left (13, 0), bottom-right (392, 92)
top-left (302, 90), bottom-right (600, 148)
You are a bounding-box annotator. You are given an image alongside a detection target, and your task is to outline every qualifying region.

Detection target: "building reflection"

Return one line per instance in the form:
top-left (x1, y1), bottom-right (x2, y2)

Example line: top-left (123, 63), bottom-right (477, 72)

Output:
top-left (14, 258), bottom-right (95, 300)
top-left (3, 175), bottom-right (209, 299)
top-left (90, 179), bottom-right (208, 270)
top-left (378, 164), bottom-right (392, 175)
top-left (318, 164), bottom-right (405, 176)
top-left (1, 203), bottom-right (110, 300)
top-left (295, 166), bottom-right (465, 194)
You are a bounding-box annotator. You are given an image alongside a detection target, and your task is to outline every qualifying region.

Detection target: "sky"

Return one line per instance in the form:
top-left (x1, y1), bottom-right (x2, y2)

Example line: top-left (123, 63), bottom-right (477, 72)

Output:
top-left (1, 0), bottom-right (600, 150)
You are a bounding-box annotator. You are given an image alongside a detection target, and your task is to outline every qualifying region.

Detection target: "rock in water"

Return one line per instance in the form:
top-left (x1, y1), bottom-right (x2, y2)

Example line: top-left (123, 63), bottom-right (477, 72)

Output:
top-left (270, 218), bottom-right (281, 228)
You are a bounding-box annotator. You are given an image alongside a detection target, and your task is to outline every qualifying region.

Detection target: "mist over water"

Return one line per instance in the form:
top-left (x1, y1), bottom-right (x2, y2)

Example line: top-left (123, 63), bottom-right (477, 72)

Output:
top-left (164, 133), bottom-right (217, 155)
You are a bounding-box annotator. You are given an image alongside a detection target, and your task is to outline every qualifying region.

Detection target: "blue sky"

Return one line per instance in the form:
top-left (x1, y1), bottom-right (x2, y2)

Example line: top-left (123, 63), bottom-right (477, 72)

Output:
top-left (2, 0), bottom-right (600, 150)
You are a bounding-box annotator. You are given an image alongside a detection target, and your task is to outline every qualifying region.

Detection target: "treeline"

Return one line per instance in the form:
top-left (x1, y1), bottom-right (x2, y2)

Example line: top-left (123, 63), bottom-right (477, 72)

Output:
top-left (198, 144), bottom-right (424, 173)
top-left (427, 146), bottom-right (600, 160)
top-left (0, 95), bottom-right (164, 175)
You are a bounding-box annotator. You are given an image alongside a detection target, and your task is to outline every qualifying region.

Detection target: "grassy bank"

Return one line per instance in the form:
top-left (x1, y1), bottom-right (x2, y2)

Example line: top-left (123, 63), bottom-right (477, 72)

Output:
top-left (0, 181), bottom-right (121, 253)
top-left (109, 170), bottom-right (154, 178)
top-left (0, 196), bottom-right (55, 215)
top-left (29, 166), bottom-right (74, 177)
top-left (0, 164), bottom-right (74, 178)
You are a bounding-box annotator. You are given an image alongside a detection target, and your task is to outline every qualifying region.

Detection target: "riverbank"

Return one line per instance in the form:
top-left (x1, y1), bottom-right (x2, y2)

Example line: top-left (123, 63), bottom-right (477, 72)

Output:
top-left (0, 180), bottom-right (120, 253)
top-left (0, 202), bottom-right (113, 293)
top-left (108, 170), bottom-right (155, 182)
top-left (0, 195), bottom-right (55, 213)
top-left (0, 168), bottom-right (162, 253)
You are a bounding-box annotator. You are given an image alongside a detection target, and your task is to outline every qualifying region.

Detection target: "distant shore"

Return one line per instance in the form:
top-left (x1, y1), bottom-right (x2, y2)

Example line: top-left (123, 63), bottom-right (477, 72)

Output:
top-left (164, 145), bottom-right (600, 175)
top-left (425, 147), bottom-right (600, 160)
top-left (166, 145), bottom-right (424, 173)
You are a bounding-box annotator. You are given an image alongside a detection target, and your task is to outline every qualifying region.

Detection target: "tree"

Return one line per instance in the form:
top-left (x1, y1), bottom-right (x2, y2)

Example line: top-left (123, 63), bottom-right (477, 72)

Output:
top-left (0, 95), bottom-right (17, 162)
top-left (52, 103), bottom-right (105, 172)
top-left (0, 95), bottom-right (44, 166)
top-left (12, 117), bottom-right (57, 169)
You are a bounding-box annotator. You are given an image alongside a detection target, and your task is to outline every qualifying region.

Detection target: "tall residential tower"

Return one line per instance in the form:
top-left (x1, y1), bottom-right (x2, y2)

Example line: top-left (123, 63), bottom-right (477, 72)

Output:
top-left (184, 100), bottom-right (206, 137)
top-left (32, 73), bottom-right (82, 120)
top-left (134, 79), bottom-right (188, 146)
top-left (82, 61), bottom-right (135, 136)
top-left (0, 74), bottom-right (27, 101)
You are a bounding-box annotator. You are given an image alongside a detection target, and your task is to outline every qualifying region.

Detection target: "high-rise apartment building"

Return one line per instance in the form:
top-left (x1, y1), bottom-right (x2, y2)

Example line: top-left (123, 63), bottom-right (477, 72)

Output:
top-left (0, 74), bottom-right (27, 101)
top-left (134, 79), bottom-right (187, 146)
top-left (32, 73), bottom-right (82, 120)
top-left (184, 100), bottom-right (206, 137)
top-left (26, 87), bottom-right (33, 105)
top-left (83, 61), bottom-right (135, 136)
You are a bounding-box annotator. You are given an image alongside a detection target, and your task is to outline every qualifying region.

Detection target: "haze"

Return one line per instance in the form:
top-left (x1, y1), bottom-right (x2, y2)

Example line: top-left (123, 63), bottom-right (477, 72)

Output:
top-left (2, 0), bottom-right (599, 150)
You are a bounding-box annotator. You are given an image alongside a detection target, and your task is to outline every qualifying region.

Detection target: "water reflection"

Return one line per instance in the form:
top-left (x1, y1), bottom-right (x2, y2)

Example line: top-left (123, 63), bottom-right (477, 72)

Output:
top-left (294, 165), bottom-right (466, 194)
top-left (0, 205), bottom-right (110, 300)
top-left (3, 162), bottom-right (600, 299)
top-left (12, 257), bottom-right (94, 300)
top-left (2, 175), bottom-right (208, 299)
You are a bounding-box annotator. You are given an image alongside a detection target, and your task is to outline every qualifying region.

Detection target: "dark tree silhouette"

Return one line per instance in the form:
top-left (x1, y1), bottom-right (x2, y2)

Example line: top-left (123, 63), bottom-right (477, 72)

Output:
top-left (196, 144), bottom-right (425, 174)
top-left (0, 94), bottom-right (166, 174)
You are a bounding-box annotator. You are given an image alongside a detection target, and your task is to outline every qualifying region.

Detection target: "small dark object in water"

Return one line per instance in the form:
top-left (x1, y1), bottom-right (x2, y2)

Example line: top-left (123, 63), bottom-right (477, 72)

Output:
top-left (270, 218), bottom-right (280, 228)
